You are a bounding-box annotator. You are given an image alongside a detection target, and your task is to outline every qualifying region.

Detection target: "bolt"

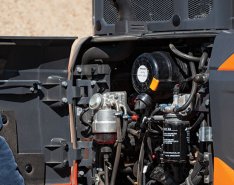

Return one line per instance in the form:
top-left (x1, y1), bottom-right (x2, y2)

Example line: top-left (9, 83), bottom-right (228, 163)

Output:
top-left (77, 67), bottom-right (82, 73)
top-left (78, 171), bottom-right (85, 177)
top-left (205, 99), bottom-right (210, 107)
top-left (204, 175), bottom-right (209, 183)
top-left (91, 80), bottom-right (96, 86)
top-left (61, 81), bottom-right (67, 87)
top-left (62, 160), bottom-right (69, 168)
top-left (62, 97), bottom-right (68, 103)
top-left (30, 87), bottom-right (35, 92)
top-left (25, 164), bottom-right (32, 173)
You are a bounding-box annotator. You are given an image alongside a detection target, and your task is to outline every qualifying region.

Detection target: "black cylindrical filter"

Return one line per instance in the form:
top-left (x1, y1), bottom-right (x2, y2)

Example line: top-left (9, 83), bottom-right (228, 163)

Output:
top-left (131, 52), bottom-right (183, 101)
top-left (163, 114), bottom-right (190, 163)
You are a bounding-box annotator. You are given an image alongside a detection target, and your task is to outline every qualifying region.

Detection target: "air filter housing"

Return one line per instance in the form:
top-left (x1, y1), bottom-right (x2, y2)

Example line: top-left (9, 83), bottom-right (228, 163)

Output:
top-left (131, 52), bottom-right (182, 100)
top-left (93, 0), bottom-right (233, 36)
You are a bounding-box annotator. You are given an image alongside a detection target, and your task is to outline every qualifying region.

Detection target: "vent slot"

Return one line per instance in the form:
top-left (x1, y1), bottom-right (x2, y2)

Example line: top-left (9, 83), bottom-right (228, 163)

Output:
top-left (188, 0), bottom-right (213, 19)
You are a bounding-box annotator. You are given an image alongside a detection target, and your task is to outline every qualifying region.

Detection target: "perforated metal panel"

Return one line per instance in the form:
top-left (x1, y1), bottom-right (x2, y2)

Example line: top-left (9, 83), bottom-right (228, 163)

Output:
top-left (188, 0), bottom-right (213, 19)
top-left (103, 0), bottom-right (119, 24)
top-left (130, 0), bottom-right (174, 22)
top-left (103, 0), bottom-right (174, 24)
top-left (95, 0), bottom-right (232, 35)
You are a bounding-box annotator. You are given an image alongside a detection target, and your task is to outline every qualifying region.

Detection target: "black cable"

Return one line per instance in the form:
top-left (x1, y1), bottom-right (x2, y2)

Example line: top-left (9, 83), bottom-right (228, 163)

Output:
top-left (79, 108), bottom-right (92, 127)
top-left (169, 44), bottom-right (200, 62)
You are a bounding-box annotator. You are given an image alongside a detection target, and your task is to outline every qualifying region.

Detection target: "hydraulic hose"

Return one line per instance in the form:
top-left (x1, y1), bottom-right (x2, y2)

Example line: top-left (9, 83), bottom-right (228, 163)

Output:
top-left (104, 156), bottom-right (109, 185)
top-left (137, 136), bottom-right (145, 185)
top-left (198, 52), bottom-right (208, 71)
top-left (126, 104), bottom-right (136, 115)
top-left (68, 37), bottom-right (92, 149)
top-left (174, 62), bottom-right (198, 113)
top-left (67, 37), bottom-right (92, 185)
top-left (122, 119), bottom-right (128, 140)
top-left (110, 117), bottom-right (122, 185)
top-left (169, 44), bottom-right (200, 62)
top-left (190, 113), bottom-right (205, 131)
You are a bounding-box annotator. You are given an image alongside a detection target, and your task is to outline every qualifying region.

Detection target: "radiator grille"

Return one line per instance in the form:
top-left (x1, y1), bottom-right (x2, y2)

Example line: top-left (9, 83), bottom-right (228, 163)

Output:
top-left (188, 0), bottom-right (213, 19)
top-left (130, 0), bottom-right (174, 22)
top-left (103, 0), bottom-right (119, 24)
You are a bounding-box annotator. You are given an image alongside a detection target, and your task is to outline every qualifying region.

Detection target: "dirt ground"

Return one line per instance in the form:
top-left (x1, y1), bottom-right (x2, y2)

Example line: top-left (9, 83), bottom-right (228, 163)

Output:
top-left (0, 0), bottom-right (92, 38)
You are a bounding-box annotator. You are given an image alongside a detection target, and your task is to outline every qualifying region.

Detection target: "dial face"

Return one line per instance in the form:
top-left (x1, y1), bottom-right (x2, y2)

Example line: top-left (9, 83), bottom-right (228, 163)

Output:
top-left (137, 65), bottom-right (149, 83)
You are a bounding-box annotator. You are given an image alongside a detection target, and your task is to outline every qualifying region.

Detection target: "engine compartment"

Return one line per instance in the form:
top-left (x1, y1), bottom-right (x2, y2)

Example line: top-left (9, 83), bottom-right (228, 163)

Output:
top-left (0, 35), bottom-right (215, 185)
top-left (74, 36), bottom-right (213, 185)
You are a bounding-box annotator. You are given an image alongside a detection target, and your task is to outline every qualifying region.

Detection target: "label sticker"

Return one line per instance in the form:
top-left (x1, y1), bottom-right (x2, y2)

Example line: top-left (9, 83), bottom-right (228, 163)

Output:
top-left (137, 65), bottom-right (148, 83)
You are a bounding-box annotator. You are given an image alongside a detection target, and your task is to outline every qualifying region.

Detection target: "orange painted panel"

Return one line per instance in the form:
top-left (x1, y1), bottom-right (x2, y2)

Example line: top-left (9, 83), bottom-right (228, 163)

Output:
top-left (218, 54), bottom-right (234, 71)
top-left (214, 157), bottom-right (234, 185)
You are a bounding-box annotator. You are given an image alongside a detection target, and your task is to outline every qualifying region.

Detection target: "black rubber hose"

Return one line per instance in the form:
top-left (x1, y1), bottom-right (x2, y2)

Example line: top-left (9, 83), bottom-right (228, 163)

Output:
top-left (104, 157), bottom-right (109, 185)
top-left (137, 136), bottom-right (145, 185)
top-left (174, 82), bottom-right (198, 113)
top-left (81, 42), bottom-right (133, 65)
top-left (190, 113), bottom-right (205, 131)
top-left (110, 117), bottom-right (122, 185)
top-left (169, 44), bottom-right (200, 62)
top-left (174, 62), bottom-right (197, 113)
top-left (150, 107), bottom-right (160, 117)
top-left (121, 119), bottom-right (128, 140)
top-left (126, 104), bottom-right (136, 115)
top-left (198, 52), bottom-right (208, 71)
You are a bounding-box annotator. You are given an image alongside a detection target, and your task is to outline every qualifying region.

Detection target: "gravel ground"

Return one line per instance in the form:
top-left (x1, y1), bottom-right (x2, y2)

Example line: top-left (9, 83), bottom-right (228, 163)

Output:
top-left (0, 0), bottom-right (92, 38)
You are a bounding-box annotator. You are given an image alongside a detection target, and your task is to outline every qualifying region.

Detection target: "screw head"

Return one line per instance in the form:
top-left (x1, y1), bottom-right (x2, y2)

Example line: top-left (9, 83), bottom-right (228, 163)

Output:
top-left (79, 171), bottom-right (85, 176)
top-left (62, 97), bottom-right (68, 103)
top-left (61, 81), bottom-right (68, 87)
top-left (30, 87), bottom-right (35, 92)
top-left (77, 67), bottom-right (82, 73)
top-left (205, 99), bottom-right (210, 107)
top-left (91, 80), bottom-right (96, 86)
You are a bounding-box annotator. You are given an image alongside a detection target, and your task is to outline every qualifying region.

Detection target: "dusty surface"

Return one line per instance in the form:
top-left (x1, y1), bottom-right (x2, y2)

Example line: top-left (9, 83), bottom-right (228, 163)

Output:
top-left (0, 0), bottom-right (92, 38)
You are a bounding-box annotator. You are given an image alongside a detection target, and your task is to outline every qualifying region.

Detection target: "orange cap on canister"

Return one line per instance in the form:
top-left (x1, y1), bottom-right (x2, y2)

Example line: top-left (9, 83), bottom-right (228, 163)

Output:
top-left (150, 77), bottom-right (160, 91)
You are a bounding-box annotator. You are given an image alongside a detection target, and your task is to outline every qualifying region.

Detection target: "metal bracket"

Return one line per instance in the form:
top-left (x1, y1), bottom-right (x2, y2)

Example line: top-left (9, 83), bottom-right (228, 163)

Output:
top-left (199, 126), bottom-right (213, 142)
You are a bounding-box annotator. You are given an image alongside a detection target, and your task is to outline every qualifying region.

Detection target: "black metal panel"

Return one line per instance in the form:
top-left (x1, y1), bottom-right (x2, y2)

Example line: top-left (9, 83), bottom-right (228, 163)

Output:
top-left (0, 37), bottom-right (76, 184)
